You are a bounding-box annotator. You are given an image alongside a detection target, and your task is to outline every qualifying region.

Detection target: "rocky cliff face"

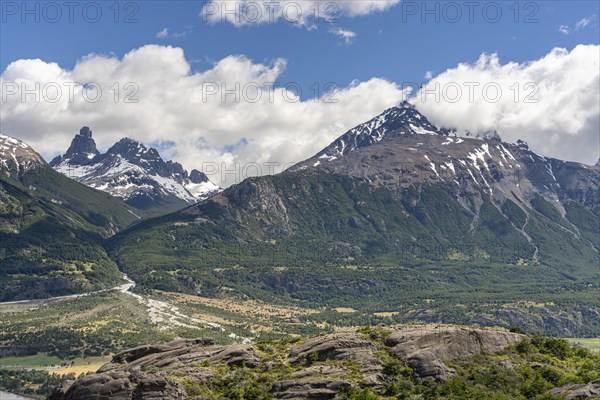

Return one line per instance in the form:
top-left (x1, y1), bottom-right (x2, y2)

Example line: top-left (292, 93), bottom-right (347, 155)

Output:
top-left (54, 126), bottom-right (100, 165)
top-left (48, 325), bottom-right (525, 400)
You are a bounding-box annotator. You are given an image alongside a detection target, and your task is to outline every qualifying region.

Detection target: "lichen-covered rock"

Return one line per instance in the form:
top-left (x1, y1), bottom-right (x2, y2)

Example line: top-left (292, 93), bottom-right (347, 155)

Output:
top-left (287, 332), bottom-right (385, 388)
top-left (271, 379), bottom-right (351, 400)
top-left (401, 350), bottom-right (457, 383)
top-left (170, 367), bottom-right (214, 383)
top-left (98, 338), bottom-right (216, 373)
top-left (292, 365), bottom-right (347, 379)
top-left (48, 337), bottom-right (258, 400)
top-left (58, 370), bottom-right (186, 400)
top-left (63, 370), bottom-right (133, 400)
top-left (208, 343), bottom-right (260, 367)
top-left (547, 379), bottom-right (600, 400)
top-left (47, 326), bottom-right (527, 400)
top-left (385, 325), bottom-right (524, 382)
top-left (288, 332), bottom-right (381, 373)
top-left (46, 380), bottom-right (74, 400)
top-left (133, 375), bottom-right (185, 400)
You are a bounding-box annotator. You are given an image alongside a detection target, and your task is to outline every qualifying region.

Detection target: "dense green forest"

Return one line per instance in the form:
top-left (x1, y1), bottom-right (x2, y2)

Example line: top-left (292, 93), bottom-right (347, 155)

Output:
top-left (0, 166), bottom-right (139, 300)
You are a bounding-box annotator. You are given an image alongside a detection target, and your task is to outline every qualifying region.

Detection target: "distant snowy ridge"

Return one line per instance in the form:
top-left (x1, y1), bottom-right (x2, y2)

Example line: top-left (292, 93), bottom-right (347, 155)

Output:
top-left (50, 127), bottom-right (219, 208)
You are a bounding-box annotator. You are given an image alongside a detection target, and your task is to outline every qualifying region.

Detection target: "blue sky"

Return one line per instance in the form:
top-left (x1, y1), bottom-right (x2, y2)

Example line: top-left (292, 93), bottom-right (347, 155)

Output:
top-left (1, 1), bottom-right (599, 183)
top-left (2, 1), bottom-right (598, 96)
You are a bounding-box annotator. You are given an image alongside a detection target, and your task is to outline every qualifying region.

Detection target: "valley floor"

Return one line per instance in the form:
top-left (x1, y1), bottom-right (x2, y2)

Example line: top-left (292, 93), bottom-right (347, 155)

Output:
top-left (1, 279), bottom-right (598, 398)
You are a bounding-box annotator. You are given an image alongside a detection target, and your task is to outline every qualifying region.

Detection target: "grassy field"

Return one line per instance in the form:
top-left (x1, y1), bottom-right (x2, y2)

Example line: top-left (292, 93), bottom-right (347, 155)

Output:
top-left (45, 356), bottom-right (111, 375)
top-left (565, 337), bottom-right (600, 353)
top-left (0, 354), bottom-right (62, 368)
top-left (2, 285), bottom-right (600, 399)
top-left (334, 307), bottom-right (358, 313)
top-left (0, 354), bottom-right (111, 374)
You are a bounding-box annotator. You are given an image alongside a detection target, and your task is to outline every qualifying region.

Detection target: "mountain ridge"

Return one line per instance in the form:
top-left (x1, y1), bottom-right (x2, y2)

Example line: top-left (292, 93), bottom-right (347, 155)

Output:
top-left (50, 127), bottom-right (219, 211)
top-left (304, 102), bottom-right (454, 162)
top-left (109, 104), bottom-right (599, 336)
top-left (0, 133), bottom-right (143, 301)
top-left (293, 103), bottom-right (598, 221)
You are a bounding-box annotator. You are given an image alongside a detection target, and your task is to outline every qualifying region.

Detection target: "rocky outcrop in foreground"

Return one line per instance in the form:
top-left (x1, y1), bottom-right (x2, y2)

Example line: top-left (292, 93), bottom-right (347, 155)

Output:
top-left (48, 338), bottom-right (260, 400)
top-left (48, 325), bottom-right (526, 400)
top-left (547, 379), bottom-right (600, 400)
top-left (385, 325), bottom-right (523, 383)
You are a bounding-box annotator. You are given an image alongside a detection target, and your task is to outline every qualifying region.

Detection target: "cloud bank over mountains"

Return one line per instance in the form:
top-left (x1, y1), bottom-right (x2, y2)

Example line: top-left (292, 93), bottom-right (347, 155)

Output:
top-left (413, 44), bottom-right (599, 165)
top-left (1, 44), bottom-right (598, 186)
top-left (0, 45), bottom-right (407, 186)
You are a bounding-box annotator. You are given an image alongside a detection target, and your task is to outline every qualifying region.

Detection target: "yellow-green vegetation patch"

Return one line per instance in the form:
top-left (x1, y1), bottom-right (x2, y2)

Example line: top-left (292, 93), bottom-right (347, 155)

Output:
top-left (565, 337), bottom-right (600, 353)
top-left (0, 354), bottom-right (62, 368)
top-left (335, 308), bottom-right (357, 313)
top-left (373, 312), bottom-right (399, 317)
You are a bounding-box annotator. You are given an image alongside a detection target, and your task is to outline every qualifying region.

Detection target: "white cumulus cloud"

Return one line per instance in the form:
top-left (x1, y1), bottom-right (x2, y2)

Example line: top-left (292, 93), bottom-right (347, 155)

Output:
top-left (329, 27), bottom-right (357, 44)
top-left (0, 45), bottom-right (408, 187)
top-left (411, 45), bottom-right (600, 165)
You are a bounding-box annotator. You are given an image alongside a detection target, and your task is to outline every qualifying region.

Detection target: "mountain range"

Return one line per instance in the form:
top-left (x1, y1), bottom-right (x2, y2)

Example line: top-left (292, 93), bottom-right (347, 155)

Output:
top-left (0, 133), bottom-right (138, 300)
top-left (50, 127), bottom-right (219, 211)
top-left (108, 103), bottom-right (600, 335)
top-left (1, 104), bottom-right (599, 334)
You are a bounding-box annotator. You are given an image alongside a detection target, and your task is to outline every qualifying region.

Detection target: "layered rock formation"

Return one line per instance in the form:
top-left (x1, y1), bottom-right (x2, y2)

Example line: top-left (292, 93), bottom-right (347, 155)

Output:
top-left (384, 325), bottom-right (523, 383)
top-left (48, 325), bottom-right (525, 400)
top-left (547, 379), bottom-right (600, 400)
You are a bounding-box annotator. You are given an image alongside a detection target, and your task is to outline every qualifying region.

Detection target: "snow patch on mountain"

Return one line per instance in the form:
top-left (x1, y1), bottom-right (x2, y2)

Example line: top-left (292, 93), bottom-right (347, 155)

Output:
top-left (312, 102), bottom-right (455, 161)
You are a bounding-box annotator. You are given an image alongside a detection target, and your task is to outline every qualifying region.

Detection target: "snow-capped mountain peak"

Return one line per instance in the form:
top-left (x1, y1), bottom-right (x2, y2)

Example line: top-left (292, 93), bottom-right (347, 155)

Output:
top-left (50, 128), bottom-right (219, 209)
top-left (290, 104), bottom-right (600, 220)
top-left (0, 133), bottom-right (45, 174)
top-left (314, 102), bottom-right (454, 161)
top-left (107, 137), bottom-right (158, 159)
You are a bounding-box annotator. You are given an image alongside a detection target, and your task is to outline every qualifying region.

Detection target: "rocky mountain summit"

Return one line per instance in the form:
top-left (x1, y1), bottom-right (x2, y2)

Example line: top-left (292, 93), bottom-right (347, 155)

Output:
top-left (55, 126), bottom-right (99, 165)
top-left (50, 127), bottom-right (219, 210)
top-left (293, 103), bottom-right (599, 215)
top-left (309, 103), bottom-right (454, 161)
top-left (48, 325), bottom-right (525, 400)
